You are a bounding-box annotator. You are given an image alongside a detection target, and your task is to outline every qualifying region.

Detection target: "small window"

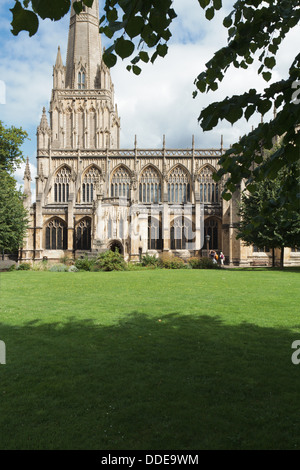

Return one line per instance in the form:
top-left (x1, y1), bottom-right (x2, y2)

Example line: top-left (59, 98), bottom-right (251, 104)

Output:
top-left (78, 70), bottom-right (86, 90)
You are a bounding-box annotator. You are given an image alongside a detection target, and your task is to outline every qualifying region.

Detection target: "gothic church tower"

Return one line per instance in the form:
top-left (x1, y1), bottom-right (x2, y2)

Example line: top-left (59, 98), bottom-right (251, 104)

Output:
top-left (46, 0), bottom-right (120, 155)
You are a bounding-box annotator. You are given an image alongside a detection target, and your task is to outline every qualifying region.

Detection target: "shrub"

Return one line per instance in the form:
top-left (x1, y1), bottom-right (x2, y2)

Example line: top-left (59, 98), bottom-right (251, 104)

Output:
top-left (8, 264), bottom-right (16, 271)
top-left (141, 253), bottom-right (161, 268)
top-left (95, 250), bottom-right (127, 272)
top-left (161, 256), bottom-right (187, 269)
top-left (17, 263), bottom-right (31, 271)
top-left (49, 264), bottom-right (68, 272)
top-left (188, 257), bottom-right (221, 269)
top-left (74, 256), bottom-right (95, 271)
top-left (68, 265), bottom-right (78, 272)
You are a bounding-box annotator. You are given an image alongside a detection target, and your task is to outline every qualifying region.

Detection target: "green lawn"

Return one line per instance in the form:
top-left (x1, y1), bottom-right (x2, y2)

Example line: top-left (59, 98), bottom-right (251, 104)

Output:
top-left (0, 269), bottom-right (300, 450)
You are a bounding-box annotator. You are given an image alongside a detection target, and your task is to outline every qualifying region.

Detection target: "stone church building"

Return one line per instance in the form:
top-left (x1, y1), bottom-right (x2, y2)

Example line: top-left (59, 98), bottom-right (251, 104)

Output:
top-left (21, 0), bottom-right (299, 266)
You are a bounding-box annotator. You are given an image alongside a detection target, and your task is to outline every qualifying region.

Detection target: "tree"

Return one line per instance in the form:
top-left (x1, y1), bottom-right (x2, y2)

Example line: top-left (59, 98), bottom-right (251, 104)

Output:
top-left (237, 160), bottom-right (300, 269)
top-left (9, 0), bottom-right (300, 209)
top-left (0, 121), bottom-right (29, 254)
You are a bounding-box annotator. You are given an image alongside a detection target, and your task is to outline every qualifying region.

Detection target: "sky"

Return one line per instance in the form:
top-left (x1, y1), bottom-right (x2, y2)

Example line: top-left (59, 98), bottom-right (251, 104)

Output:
top-left (0, 0), bottom-right (299, 194)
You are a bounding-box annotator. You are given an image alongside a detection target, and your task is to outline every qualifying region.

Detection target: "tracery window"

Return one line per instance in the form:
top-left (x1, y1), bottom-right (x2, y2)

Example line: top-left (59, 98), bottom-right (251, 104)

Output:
top-left (54, 167), bottom-right (71, 203)
top-left (148, 216), bottom-right (162, 250)
top-left (82, 166), bottom-right (101, 203)
top-left (111, 166), bottom-right (130, 198)
top-left (78, 69), bottom-right (86, 90)
top-left (204, 218), bottom-right (219, 250)
top-left (45, 218), bottom-right (67, 250)
top-left (168, 166), bottom-right (191, 203)
top-left (75, 218), bottom-right (91, 250)
top-left (170, 217), bottom-right (194, 250)
top-left (139, 166), bottom-right (162, 203)
top-left (199, 166), bottom-right (219, 203)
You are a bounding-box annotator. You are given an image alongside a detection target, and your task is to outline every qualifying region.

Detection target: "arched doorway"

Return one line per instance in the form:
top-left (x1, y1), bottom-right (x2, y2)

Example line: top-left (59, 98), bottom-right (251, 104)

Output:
top-left (108, 240), bottom-right (124, 255)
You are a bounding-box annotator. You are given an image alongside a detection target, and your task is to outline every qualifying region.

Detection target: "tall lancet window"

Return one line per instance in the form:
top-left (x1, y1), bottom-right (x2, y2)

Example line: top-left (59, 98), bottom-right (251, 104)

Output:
top-left (168, 166), bottom-right (191, 204)
top-left (198, 166), bottom-right (219, 203)
top-left (139, 166), bottom-right (162, 203)
top-left (111, 166), bottom-right (131, 199)
top-left (78, 69), bottom-right (86, 89)
top-left (54, 166), bottom-right (71, 203)
top-left (82, 166), bottom-right (101, 203)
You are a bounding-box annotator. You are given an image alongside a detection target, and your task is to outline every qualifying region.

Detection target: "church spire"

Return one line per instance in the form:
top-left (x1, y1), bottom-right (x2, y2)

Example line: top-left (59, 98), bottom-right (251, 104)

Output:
top-left (55, 46), bottom-right (63, 68)
top-left (65, 0), bottom-right (102, 89)
top-left (23, 157), bottom-right (32, 209)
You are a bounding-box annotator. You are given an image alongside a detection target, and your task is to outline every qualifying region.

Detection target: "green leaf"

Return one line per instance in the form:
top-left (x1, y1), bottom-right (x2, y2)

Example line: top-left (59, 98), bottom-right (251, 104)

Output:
top-left (132, 65), bottom-right (142, 75)
top-left (205, 7), bottom-right (215, 21)
top-left (31, 0), bottom-right (70, 21)
top-left (157, 44), bottom-right (168, 57)
top-left (262, 71), bottom-right (272, 82)
top-left (115, 37), bottom-right (135, 59)
top-left (264, 56), bottom-right (276, 70)
top-left (198, 0), bottom-right (210, 9)
top-left (125, 16), bottom-right (144, 39)
top-left (223, 14), bottom-right (232, 28)
top-left (139, 51), bottom-right (149, 63)
top-left (103, 52), bottom-right (117, 68)
top-left (213, 0), bottom-right (222, 10)
top-left (245, 105), bottom-right (256, 121)
top-left (10, 1), bottom-right (39, 37)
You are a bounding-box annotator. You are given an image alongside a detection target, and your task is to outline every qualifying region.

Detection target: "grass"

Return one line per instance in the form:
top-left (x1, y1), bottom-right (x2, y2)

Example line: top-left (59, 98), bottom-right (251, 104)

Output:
top-left (0, 268), bottom-right (300, 450)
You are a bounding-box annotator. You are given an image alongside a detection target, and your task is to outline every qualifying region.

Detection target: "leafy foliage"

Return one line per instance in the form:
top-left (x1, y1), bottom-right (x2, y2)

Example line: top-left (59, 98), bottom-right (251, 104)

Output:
top-left (141, 253), bottom-right (161, 267)
top-left (237, 158), bottom-right (300, 267)
top-left (74, 256), bottom-right (95, 271)
top-left (48, 263), bottom-right (69, 272)
top-left (16, 262), bottom-right (31, 270)
top-left (95, 249), bottom-right (127, 271)
top-left (0, 122), bottom-right (29, 254)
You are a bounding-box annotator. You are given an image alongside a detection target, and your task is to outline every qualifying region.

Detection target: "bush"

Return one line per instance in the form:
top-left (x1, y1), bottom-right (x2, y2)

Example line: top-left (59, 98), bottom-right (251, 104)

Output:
top-left (49, 264), bottom-right (68, 272)
top-left (95, 250), bottom-right (127, 272)
top-left (161, 256), bottom-right (187, 269)
top-left (16, 263), bottom-right (31, 271)
top-left (188, 257), bottom-right (221, 269)
top-left (141, 253), bottom-right (161, 268)
top-left (74, 256), bottom-right (95, 271)
top-left (68, 265), bottom-right (78, 272)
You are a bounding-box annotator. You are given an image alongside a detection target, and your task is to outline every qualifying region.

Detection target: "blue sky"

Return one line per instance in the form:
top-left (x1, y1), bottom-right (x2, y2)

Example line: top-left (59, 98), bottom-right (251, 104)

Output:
top-left (0, 0), bottom-right (298, 192)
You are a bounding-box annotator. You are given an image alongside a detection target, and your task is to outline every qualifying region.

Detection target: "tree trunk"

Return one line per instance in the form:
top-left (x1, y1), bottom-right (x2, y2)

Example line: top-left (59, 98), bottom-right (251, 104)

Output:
top-left (280, 246), bottom-right (284, 270)
top-left (272, 248), bottom-right (275, 268)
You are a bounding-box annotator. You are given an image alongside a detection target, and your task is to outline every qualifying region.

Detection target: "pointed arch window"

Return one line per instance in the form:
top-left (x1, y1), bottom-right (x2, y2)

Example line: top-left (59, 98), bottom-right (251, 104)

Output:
top-left (168, 166), bottom-right (191, 203)
top-left (82, 166), bottom-right (101, 203)
top-left (111, 166), bottom-right (131, 198)
top-left (170, 217), bottom-right (195, 250)
top-left (45, 218), bottom-right (67, 250)
top-left (148, 216), bottom-right (162, 250)
top-left (199, 166), bottom-right (219, 203)
top-left (75, 218), bottom-right (91, 250)
top-left (54, 167), bottom-right (71, 203)
top-left (139, 166), bottom-right (162, 203)
top-left (78, 69), bottom-right (86, 90)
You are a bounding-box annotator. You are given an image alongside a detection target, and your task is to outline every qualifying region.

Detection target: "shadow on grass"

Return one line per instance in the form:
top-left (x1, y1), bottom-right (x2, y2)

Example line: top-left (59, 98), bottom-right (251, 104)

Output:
top-left (0, 313), bottom-right (300, 450)
top-left (224, 267), bottom-right (300, 273)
